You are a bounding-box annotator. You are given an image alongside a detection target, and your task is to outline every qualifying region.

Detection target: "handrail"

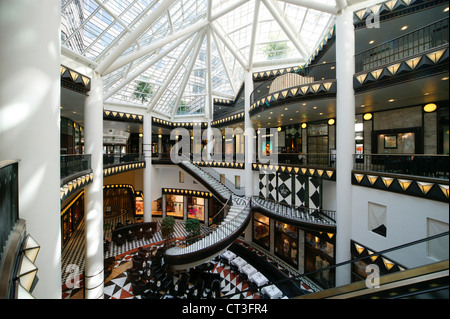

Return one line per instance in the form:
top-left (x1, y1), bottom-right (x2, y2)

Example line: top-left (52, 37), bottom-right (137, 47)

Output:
top-left (223, 231), bottom-right (450, 299)
top-left (252, 196), bottom-right (336, 226)
top-left (250, 62), bottom-right (337, 105)
top-left (355, 17), bottom-right (449, 72)
top-left (209, 194), bottom-right (232, 227)
top-left (165, 196), bottom-right (251, 256)
top-left (353, 153), bottom-right (449, 179)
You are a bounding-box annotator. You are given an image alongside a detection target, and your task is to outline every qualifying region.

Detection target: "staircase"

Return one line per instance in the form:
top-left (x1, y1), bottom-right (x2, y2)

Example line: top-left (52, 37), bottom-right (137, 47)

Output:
top-left (164, 160), bottom-right (251, 269)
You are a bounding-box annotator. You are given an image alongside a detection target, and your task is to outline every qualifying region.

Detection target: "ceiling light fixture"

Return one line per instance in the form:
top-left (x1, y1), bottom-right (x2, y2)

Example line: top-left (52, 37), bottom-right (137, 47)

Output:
top-left (388, 99), bottom-right (395, 102)
top-left (369, 40), bottom-right (375, 44)
top-left (401, 26), bottom-right (408, 30)
top-left (424, 103), bottom-right (437, 113)
top-left (328, 119), bottom-right (335, 125)
top-left (364, 113), bottom-right (373, 121)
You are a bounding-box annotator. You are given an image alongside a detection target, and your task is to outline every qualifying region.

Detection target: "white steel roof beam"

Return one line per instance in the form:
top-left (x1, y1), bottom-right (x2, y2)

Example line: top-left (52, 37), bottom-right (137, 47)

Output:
top-left (146, 31), bottom-right (205, 113)
top-left (248, 0), bottom-right (261, 70)
top-left (211, 31), bottom-right (237, 95)
top-left (210, 22), bottom-right (248, 71)
top-left (261, 0), bottom-right (310, 60)
top-left (105, 19), bottom-right (209, 75)
top-left (335, 0), bottom-right (348, 11)
top-left (96, 0), bottom-right (177, 75)
top-left (277, 0), bottom-right (338, 14)
top-left (170, 33), bottom-right (206, 119)
top-left (103, 33), bottom-right (192, 100)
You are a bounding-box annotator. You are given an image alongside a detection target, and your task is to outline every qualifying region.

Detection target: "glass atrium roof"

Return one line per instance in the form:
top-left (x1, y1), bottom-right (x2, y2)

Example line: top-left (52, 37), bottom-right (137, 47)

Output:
top-left (61, 0), bottom-right (363, 119)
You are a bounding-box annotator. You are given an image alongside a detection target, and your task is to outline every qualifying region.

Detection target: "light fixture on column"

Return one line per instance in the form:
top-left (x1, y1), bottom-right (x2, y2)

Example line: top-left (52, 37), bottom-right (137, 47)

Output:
top-left (22, 235), bottom-right (40, 263)
top-left (301, 123), bottom-right (307, 129)
top-left (139, 133), bottom-right (143, 137)
top-left (15, 253), bottom-right (38, 292)
top-left (423, 103), bottom-right (437, 113)
top-left (328, 119), bottom-right (335, 125)
top-left (363, 113), bottom-right (373, 121)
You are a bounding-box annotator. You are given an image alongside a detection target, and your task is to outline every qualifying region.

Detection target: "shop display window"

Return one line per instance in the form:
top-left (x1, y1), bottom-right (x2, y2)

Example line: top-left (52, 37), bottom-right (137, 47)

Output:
top-left (305, 231), bottom-right (335, 288)
top-left (274, 221), bottom-right (298, 266)
top-left (188, 196), bottom-right (205, 222)
top-left (253, 212), bottom-right (270, 250)
top-left (152, 197), bottom-right (162, 217)
top-left (166, 195), bottom-right (184, 219)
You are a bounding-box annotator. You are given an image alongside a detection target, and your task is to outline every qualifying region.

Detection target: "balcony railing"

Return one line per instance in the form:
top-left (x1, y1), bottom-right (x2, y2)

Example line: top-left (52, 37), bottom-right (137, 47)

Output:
top-left (353, 154), bottom-right (449, 179)
top-left (355, 17), bottom-right (449, 72)
top-left (0, 160), bottom-right (19, 260)
top-left (103, 153), bottom-right (144, 166)
top-left (251, 62), bottom-right (336, 104)
top-left (60, 154), bottom-right (91, 180)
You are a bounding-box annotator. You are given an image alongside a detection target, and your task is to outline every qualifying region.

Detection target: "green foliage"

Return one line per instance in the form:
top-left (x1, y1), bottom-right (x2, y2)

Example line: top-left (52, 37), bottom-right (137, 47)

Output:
top-left (185, 218), bottom-right (201, 245)
top-left (133, 81), bottom-right (153, 103)
top-left (185, 218), bottom-right (201, 237)
top-left (263, 41), bottom-right (288, 60)
top-left (161, 216), bottom-right (176, 239)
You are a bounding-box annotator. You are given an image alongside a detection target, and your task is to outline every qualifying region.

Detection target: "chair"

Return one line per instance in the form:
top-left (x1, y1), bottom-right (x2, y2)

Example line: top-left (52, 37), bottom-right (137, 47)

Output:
top-left (170, 273), bottom-right (190, 298)
top-left (131, 279), bottom-right (147, 296)
top-left (187, 278), bottom-right (204, 299)
top-left (206, 279), bottom-right (221, 299)
top-left (161, 272), bottom-right (174, 292)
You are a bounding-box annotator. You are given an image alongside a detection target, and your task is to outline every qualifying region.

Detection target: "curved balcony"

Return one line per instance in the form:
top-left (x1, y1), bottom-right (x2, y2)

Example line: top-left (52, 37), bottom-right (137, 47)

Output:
top-left (164, 195), bottom-right (251, 270)
top-left (60, 153), bottom-right (145, 202)
top-left (251, 197), bottom-right (336, 233)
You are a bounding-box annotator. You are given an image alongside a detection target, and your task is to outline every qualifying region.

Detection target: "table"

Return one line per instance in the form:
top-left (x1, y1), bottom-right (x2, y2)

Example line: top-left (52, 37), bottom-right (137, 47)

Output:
top-left (261, 284), bottom-right (283, 299)
top-left (231, 256), bottom-right (247, 271)
top-left (249, 272), bottom-right (268, 287)
top-left (241, 264), bottom-right (258, 278)
top-left (221, 250), bottom-right (236, 263)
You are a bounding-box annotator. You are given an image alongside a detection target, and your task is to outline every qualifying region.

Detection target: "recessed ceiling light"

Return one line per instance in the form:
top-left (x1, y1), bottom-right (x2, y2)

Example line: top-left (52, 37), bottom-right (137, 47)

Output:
top-left (319, 112), bottom-right (323, 115)
top-left (424, 92), bottom-right (430, 96)
top-left (313, 106), bottom-right (318, 109)
top-left (268, 117), bottom-right (271, 120)
top-left (444, 6), bottom-right (449, 12)
top-left (257, 115), bottom-right (260, 117)
top-left (369, 40), bottom-right (375, 44)
top-left (284, 108), bottom-right (288, 111)
top-left (361, 104), bottom-right (365, 108)
top-left (401, 26), bottom-right (408, 31)
top-left (270, 111), bottom-right (273, 114)
top-left (302, 103), bottom-right (306, 106)
top-left (281, 114), bottom-right (284, 116)
top-left (296, 111), bottom-right (299, 113)
top-left (388, 99), bottom-right (395, 102)
top-left (442, 76), bottom-right (449, 81)
top-left (290, 118), bottom-right (293, 121)
top-left (72, 111), bottom-right (77, 114)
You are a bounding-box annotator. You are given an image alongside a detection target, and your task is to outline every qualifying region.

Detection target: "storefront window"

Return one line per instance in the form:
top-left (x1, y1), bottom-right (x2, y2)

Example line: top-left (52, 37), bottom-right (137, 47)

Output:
top-left (305, 231), bottom-right (335, 288)
top-left (166, 195), bottom-right (184, 219)
top-left (152, 198), bottom-right (162, 217)
top-left (253, 212), bottom-right (270, 249)
top-left (275, 221), bottom-right (298, 266)
top-left (188, 196), bottom-right (205, 222)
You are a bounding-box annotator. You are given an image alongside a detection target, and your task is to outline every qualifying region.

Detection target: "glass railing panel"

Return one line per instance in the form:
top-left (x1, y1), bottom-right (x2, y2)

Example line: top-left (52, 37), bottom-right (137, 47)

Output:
top-left (355, 18), bottom-right (449, 72)
top-left (60, 154), bottom-right (91, 180)
top-left (353, 154), bottom-right (449, 179)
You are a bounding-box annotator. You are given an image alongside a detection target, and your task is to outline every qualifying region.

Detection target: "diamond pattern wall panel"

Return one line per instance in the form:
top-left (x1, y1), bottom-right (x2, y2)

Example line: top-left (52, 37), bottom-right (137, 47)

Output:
top-left (278, 172), bottom-right (292, 205)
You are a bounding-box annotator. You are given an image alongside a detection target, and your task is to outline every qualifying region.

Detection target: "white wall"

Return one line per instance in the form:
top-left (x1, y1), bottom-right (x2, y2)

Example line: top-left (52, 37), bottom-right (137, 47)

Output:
top-left (351, 185), bottom-right (449, 268)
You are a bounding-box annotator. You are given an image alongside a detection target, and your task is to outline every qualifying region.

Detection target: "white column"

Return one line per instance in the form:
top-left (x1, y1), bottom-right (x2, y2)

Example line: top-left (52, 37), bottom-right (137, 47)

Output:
top-left (335, 6), bottom-right (355, 286)
top-left (0, 0), bottom-right (61, 299)
top-left (244, 71), bottom-right (254, 198)
top-left (143, 113), bottom-right (153, 222)
top-left (83, 72), bottom-right (104, 299)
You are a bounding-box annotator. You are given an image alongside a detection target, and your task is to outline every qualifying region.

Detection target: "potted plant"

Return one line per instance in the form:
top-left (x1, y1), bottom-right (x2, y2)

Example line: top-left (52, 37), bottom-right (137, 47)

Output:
top-left (185, 218), bottom-right (201, 245)
top-left (161, 216), bottom-right (176, 248)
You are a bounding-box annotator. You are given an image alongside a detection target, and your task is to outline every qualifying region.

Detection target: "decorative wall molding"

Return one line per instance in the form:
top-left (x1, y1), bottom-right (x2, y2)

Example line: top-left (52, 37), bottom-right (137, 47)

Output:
top-left (61, 65), bottom-right (91, 94)
top-left (352, 170), bottom-right (449, 202)
top-left (354, 46), bottom-right (449, 91)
